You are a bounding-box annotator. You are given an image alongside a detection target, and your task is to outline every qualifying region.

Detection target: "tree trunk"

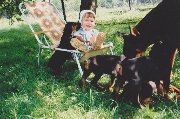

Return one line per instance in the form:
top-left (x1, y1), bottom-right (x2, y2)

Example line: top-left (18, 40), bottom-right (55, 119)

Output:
top-left (60, 0), bottom-right (66, 21)
top-left (80, 0), bottom-right (97, 13)
top-left (15, 0), bottom-right (20, 13)
top-left (129, 0), bottom-right (132, 10)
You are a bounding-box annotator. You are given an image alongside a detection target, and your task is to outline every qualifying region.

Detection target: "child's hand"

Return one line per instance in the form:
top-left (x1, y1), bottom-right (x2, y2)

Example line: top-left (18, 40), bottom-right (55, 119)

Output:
top-left (89, 34), bottom-right (95, 44)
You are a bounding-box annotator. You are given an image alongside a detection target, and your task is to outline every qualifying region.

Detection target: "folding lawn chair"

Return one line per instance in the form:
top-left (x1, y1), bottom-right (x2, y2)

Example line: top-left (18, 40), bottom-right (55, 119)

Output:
top-left (19, 1), bottom-right (113, 76)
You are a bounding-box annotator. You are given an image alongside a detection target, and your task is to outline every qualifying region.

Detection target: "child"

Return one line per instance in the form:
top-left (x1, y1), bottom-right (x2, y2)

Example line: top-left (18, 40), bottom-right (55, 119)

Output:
top-left (70, 10), bottom-right (108, 52)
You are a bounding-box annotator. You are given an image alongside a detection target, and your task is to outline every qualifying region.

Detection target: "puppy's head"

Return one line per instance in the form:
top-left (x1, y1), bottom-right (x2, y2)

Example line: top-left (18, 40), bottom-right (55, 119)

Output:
top-left (63, 22), bottom-right (81, 36)
top-left (71, 22), bottom-right (81, 34)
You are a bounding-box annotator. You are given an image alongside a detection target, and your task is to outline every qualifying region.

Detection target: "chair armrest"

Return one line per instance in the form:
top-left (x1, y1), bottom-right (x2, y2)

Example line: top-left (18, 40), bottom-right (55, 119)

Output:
top-left (103, 42), bottom-right (113, 48)
top-left (31, 30), bottom-right (51, 35)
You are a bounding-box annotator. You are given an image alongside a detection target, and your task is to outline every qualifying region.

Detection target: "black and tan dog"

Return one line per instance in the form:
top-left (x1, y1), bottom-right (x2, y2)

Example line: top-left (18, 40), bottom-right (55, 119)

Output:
top-left (112, 56), bottom-right (161, 108)
top-left (118, 81), bottom-right (157, 108)
top-left (48, 22), bottom-right (81, 76)
top-left (79, 55), bottom-right (126, 92)
top-left (120, 0), bottom-right (180, 99)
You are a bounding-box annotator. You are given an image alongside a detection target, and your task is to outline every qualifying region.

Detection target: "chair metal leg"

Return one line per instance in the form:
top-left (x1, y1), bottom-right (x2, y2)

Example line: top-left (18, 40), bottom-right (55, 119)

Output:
top-left (74, 53), bottom-right (83, 76)
top-left (38, 44), bottom-right (42, 67)
top-left (110, 47), bottom-right (113, 55)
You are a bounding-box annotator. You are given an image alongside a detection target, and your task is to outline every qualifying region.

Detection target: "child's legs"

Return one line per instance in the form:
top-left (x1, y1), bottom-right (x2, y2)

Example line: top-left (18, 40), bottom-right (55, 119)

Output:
top-left (93, 32), bottom-right (105, 50)
top-left (70, 38), bottom-right (89, 52)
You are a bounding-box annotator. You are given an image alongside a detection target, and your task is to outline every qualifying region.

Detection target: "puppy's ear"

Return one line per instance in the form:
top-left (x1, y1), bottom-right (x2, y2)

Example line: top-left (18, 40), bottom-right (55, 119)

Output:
top-left (135, 49), bottom-right (144, 57)
top-left (129, 25), bottom-right (132, 35)
top-left (71, 24), bottom-right (77, 33)
top-left (129, 26), bottom-right (140, 37)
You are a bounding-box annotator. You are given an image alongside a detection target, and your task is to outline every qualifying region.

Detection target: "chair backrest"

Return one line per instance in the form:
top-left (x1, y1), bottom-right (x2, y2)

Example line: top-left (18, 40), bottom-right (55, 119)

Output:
top-left (20, 1), bottom-right (66, 45)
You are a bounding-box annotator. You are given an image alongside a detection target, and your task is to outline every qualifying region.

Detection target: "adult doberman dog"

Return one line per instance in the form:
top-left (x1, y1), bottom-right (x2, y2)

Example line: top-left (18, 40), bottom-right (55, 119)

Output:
top-left (120, 0), bottom-right (180, 98)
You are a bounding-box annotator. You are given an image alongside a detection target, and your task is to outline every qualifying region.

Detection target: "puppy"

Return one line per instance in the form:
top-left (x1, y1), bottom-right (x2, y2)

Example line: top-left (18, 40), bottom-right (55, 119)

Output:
top-left (112, 56), bottom-right (161, 108)
top-left (119, 81), bottom-right (157, 108)
top-left (79, 55), bottom-right (126, 92)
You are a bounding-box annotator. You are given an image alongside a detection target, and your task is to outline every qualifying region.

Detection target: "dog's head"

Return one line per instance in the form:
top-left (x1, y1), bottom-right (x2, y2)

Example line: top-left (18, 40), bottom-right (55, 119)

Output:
top-left (63, 22), bottom-right (81, 36)
top-left (71, 22), bottom-right (81, 34)
top-left (60, 22), bottom-right (81, 48)
top-left (122, 34), bottom-right (144, 58)
top-left (119, 27), bottom-right (146, 59)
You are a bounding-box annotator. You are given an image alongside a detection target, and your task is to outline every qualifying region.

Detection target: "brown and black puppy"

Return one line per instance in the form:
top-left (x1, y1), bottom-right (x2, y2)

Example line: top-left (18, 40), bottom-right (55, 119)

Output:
top-left (112, 56), bottom-right (161, 108)
top-left (118, 81), bottom-right (157, 108)
top-left (79, 55), bottom-right (126, 92)
top-left (48, 22), bottom-right (81, 76)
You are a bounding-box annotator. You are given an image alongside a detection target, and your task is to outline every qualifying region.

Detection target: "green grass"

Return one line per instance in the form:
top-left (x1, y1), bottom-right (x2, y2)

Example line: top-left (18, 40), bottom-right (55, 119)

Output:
top-left (0, 18), bottom-right (179, 119)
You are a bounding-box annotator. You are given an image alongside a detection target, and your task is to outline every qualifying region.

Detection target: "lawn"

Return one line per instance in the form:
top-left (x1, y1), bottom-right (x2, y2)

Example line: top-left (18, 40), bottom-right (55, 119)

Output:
top-left (0, 16), bottom-right (179, 119)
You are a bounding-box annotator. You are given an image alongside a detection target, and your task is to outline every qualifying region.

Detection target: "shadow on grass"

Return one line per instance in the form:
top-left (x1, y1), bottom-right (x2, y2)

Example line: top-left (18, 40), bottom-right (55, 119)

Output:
top-left (0, 23), bottom-right (86, 118)
top-left (0, 23), bottom-right (179, 118)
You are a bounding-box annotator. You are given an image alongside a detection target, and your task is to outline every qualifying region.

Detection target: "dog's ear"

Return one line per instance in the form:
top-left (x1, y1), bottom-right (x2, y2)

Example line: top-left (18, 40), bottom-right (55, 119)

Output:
top-left (129, 26), bottom-right (140, 37)
top-left (129, 25), bottom-right (132, 35)
top-left (71, 23), bottom-right (78, 33)
top-left (117, 31), bottom-right (127, 37)
top-left (135, 49), bottom-right (145, 57)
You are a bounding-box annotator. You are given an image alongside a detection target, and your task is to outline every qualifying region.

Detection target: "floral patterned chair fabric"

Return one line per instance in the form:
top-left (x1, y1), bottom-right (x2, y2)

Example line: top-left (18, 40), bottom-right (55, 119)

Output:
top-left (24, 1), bottom-right (65, 45)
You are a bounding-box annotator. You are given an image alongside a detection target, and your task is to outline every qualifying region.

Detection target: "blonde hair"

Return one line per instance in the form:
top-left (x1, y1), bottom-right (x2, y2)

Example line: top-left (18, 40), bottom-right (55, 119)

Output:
top-left (83, 12), bottom-right (95, 19)
top-left (79, 10), bottom-right (96, 23)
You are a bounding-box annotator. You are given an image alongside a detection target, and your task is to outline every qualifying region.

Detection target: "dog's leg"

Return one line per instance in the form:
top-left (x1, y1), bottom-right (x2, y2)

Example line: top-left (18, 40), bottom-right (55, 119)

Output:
top-left (170, 48), bottom-right (177, 79)
top-left (161, 47), bottom-right (177, 99)
top-left (79, 70), bottom-right (91, 92)
top-left (139, 82), bottom-right (154, 106)
top-left (162, 62), bottom-right (173, 99)
top-left (131, 84), bottom-right (144, 108)
top-left (132, 93), bottom-right (144, 109)
top-left (91, 73), bottom-right (105, 91)
top-left (163, 48), bottom-right (177, 99)
top-left (107, 75), bottom-right (116, 92)
top-left (155, 80), bottom-right (164, 96)
top-left (112, 75), bottom-right (125, 107)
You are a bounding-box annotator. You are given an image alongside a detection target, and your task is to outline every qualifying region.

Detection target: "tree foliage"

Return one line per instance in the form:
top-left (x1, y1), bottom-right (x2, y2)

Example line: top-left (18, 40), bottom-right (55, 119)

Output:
top-left (0, 0), bottom-right (23, 24)
top-left (0, 0), bottom-right (23, 18)
top-left (0, 0), bottom-right (94, 24)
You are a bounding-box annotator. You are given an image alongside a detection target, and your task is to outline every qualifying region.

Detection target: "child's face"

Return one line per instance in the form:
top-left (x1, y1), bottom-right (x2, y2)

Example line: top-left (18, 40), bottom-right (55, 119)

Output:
top-left (81, 15), bottom-right (95, 31)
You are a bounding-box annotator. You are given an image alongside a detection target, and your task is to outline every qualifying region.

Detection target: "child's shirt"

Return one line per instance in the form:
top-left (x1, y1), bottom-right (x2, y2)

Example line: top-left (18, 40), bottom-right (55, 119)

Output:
top-left (73, 28), bottom-right (99, 49)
